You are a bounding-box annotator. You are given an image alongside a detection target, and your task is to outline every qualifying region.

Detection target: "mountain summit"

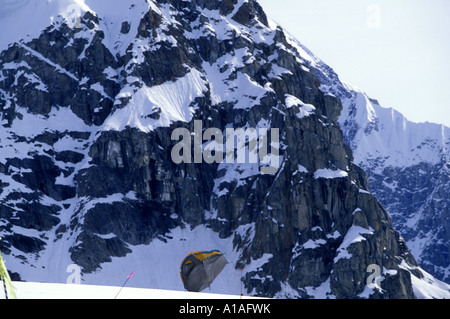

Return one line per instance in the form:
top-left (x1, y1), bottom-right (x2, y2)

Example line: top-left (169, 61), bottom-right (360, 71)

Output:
top-left (0, 0), bottom-right (448, 298)
top-left (296, 47), bottom-right (450, 284)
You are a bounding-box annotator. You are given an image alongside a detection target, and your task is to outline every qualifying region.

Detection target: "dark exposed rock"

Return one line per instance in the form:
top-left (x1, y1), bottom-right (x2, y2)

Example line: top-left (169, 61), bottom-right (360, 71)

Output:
top-left (0, 0), bottom-right (444, 299)
top-left (232, 0), bottom-right (268, 27)
top-left (3, 234), bottom-right (46, 254)
top-left (11, 202), bottom-right (60, 232)
top-left (55, 151), bottom-right (85, 164)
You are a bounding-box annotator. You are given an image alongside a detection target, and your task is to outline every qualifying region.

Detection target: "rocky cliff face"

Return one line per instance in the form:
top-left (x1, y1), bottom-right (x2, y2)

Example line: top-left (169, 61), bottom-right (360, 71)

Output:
top-left (338, 89), bottom-right (450, 285)
top-left (299, 49), bottom-right (450, 284)
top-left (0, 0), bottom-right (448, 298)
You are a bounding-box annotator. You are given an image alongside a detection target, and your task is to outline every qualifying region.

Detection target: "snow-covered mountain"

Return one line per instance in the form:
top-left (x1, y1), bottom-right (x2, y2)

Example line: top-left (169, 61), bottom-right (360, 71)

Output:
top-left (0, 0), bottom-right (449, 298)
top-left (296, 46), bottom-right (450, 284)
top-left (338, 85), bottom-right (450, 284)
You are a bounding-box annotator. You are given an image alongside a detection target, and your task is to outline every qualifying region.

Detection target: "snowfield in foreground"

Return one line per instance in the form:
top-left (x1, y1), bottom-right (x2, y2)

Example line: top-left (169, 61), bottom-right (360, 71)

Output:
top-left (2, 277), bottom-right (448, 299)
top-left (0, 281), bottom-right (259, 299)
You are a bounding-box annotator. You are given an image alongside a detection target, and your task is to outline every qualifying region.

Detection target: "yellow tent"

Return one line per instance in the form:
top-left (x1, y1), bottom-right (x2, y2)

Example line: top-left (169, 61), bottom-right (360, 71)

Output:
top-left (180, 250), bottom-right (227, 292)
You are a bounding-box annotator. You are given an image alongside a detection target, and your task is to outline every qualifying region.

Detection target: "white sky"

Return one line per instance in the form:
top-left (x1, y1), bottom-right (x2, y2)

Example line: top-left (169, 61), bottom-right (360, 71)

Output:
top-left (258, 0), bottom-right (450, 127)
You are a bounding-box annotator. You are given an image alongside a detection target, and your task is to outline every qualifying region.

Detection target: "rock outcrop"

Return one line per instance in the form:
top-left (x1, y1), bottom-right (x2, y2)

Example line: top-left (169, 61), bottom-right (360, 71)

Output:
top-left (0, 0), bottom-right (448, 298)
top-left (299, 49), bottom-right (450, 284)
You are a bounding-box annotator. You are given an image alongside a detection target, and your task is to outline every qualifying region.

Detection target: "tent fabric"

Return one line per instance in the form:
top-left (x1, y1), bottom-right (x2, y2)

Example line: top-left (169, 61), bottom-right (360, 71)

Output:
top-left (180, 250), bottom-right (227, 292)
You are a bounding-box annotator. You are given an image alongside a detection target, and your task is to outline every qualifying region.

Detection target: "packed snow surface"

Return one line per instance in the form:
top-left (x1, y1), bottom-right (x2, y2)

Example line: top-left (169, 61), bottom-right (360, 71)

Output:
top-left (1, 281), bottom-right (261, 299)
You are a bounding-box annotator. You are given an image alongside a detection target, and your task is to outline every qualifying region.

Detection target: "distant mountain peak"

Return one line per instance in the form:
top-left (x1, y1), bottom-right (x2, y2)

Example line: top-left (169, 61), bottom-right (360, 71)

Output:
top-left (302, 49), bottom-right (450, 284)
top-left (0, 0), bottom-right (448, 297)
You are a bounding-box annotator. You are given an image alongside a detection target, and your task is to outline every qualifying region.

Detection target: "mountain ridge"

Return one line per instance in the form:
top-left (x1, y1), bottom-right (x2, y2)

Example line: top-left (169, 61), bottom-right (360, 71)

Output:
top-left (297, 43), bottom-right (450, 283)
top-left (0, 0), bottom-right (448, 298)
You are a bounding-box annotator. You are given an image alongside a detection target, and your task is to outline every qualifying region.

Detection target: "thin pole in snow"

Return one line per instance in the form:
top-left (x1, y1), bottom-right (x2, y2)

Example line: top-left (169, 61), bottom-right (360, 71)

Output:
top-left (240, 267), bottom-right (243, 299)
top-left (2, 280), bottom-right (8, 300)
top-left (114, 271), bottom-right (135, 299)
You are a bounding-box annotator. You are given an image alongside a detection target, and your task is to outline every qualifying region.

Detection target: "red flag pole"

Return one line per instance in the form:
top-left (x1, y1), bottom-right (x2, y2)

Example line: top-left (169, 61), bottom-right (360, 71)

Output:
top-left (114, 271), bottom-right (135, 299)
top-left (240, 268), bottom-right (243, 299)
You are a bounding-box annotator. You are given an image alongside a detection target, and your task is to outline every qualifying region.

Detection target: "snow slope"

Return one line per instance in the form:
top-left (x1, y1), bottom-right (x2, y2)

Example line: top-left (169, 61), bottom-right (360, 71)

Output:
top-left (4, 223), bottom-right (448, 299)
top-left (0, 0), bottom-right (88, 52)
top-left (4, 224), bottom-right (265, 296)
top-left (290, 29), bottom-right (450, 283)
top-left (1, 0), bottom-right (449, 299)
top-left (338, 85), bottom-right (450, 283)
top-left (285, 33), bottom-right (450, 171)
top-left (103, 67), bottom-right (208, 132)
top-left (1, 281), bottom-right (260, 299)
top-left (0, 0), bottom-right (153, 55)
top-left (338, 82), bottom-right (450, 172)
top-left (3, 275), bottom-right (445, 299)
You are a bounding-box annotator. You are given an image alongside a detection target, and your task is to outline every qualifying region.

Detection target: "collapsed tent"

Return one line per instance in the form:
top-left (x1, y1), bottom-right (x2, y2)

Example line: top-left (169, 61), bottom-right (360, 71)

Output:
top-left (180, 250), bottom-right (228, 292)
